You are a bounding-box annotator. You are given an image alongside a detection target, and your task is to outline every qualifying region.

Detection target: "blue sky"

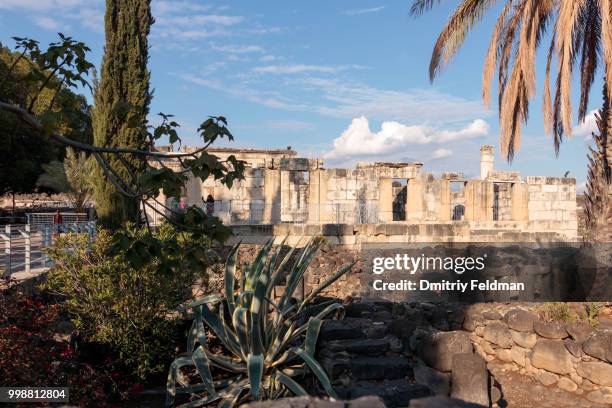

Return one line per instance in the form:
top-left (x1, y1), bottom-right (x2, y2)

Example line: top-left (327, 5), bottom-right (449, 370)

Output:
top-left (0, 0), bottom-right (603, 190)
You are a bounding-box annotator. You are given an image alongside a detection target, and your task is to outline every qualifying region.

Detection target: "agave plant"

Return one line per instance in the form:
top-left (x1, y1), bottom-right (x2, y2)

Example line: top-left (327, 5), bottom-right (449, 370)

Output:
top-left (166, 238), bottom-right (355, 407)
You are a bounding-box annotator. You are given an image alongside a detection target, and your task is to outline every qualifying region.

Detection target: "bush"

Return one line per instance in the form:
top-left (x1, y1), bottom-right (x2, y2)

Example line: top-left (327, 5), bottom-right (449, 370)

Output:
top-left (45, 223), bottom-right (215, 379)
top-left (539, 302), bottom-right (573, 323)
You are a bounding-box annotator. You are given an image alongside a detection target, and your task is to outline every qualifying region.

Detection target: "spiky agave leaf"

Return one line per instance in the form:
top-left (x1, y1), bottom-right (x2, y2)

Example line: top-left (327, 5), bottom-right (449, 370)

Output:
top-left (167, 240), bottom-right (354, 407)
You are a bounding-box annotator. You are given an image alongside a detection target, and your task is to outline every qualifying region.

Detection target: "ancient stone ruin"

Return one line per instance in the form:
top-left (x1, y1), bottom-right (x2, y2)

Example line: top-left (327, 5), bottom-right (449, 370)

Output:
top-left (148, 145), bottom-right (578, 243)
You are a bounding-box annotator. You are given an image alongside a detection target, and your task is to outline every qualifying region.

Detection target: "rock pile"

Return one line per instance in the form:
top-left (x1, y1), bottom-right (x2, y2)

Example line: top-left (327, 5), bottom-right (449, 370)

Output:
top-left (464, 304), bottom-right (612, 405)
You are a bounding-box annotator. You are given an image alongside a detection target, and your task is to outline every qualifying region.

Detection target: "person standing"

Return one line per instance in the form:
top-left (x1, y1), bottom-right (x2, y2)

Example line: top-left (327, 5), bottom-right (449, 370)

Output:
top-left (52, 209), bottom-right (63, 238)
top-left (205, 195), bottom-right (215, 216)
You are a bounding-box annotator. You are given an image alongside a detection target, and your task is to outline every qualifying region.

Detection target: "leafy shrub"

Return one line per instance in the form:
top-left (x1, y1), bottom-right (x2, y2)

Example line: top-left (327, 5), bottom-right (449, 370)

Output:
top-left (166, 239), bottom-right (355, 407)
top-left (584, 302), bottom-right (604, 327)
top-left (45, 223), bottom-right (215, 379)
top-left (539, 302), bottom-right (573, 323)
top-left (0, 288), bottom-right (138, 406)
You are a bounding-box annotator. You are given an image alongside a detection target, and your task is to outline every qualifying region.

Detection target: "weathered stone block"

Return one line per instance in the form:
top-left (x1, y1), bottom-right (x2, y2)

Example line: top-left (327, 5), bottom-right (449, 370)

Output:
top-left (535, 370), bottom-right (559, 386)
top-left (505, 309), bottom-right (537, 332)
top-left (585, 387), bottom-right (612, 405)
top-left (534, 321), bottom-right (568, 339)
top-left (510, 345), bottom-right (529, 366)
top-left (557, 377), bottom-right (578, 392)
top-left (408, 396), bottom-right (487, 408)
top-left (415, 330), bottom-right (473, 372)
top-left (483, 322), bottom-right (513, 348)
top-left (582, 330), bottom-right (612, 362)
top-left (414, 364), bottom-right (450, 396)
top-left (530, 339), bottom-right (573, 374)
top-left (576, 361), bottom-right (612, 386)
top-left (565, 322), bottom-right (594, 343)
top-left (563, 338), bottom-right (583, 358)
top-left (450, 353), bottom-right (489, 406)
top-left (511, 330), bottom-right (537, 349)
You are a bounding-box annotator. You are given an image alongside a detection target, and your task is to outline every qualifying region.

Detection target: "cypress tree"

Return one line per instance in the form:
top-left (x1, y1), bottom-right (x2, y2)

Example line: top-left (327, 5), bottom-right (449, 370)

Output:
top-left (92, 0), bottom-right (153, 229)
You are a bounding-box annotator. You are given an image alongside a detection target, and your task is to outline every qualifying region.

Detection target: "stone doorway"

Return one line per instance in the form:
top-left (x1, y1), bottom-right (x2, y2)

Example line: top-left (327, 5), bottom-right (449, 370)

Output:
top-left (392, 179), bottom-right (407, 221)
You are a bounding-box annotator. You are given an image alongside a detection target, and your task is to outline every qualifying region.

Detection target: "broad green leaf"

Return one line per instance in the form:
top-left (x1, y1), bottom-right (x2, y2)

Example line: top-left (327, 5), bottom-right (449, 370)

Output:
top-left (166, 356), bottom-right (194, 407)
top-left (277, 370), bottom-right (308, 396)
top-left (192, 346), bottom-right (216, 397)
top-left (247, 353), bottom-right (264, 400)
top-left (225, 243), bottom-right (240, 318)
top-left (201, 303), bottom-right (242, 356)
top-left (304, 317), bottom-right (322, 356)
top-left (293, 348), bottom-right (337, 399)
top-left (232, 307), bottom-right (250, 355)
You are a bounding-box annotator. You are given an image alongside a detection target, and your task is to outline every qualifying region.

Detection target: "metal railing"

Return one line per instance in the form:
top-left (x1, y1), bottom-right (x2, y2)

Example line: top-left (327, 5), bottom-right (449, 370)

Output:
top-left (26, 212), bottom-right (88, 229)
top-left (0, 221), bottom-right (96, 278)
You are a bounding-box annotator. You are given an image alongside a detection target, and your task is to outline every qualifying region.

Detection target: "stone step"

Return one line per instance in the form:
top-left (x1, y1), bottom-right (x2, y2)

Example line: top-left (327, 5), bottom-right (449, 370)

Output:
top-left (322, 338), bottom-right (390, 355)
top-left (336, 380), bottom-right (432, 408)
top-left (320, 318), bottom-right (371, 341)
top-left (321, 354), bottom-right (413, 382)
top-left (349, 356), bottom-right (413, 380)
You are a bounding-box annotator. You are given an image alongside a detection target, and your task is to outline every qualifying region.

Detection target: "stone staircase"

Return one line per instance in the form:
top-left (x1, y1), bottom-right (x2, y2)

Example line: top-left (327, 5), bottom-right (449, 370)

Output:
top-left (317, 301), bottom-right (435, 408)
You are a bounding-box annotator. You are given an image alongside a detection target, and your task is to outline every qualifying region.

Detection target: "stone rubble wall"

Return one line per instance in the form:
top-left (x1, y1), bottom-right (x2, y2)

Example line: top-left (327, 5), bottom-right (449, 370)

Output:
top-left (464, 304), bottom-right (612, 405)
top-left (213, 243), bottom-right (607, 305)
top-left (311, 300), bottom-right (612, 407)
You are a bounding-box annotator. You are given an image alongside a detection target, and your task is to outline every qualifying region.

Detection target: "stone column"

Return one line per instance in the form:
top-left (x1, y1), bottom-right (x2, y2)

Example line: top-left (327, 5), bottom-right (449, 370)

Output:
top-left (480, 145), bottom-right (494, 180)
top-left (280, 170), bottom-right (291, 222)
top-left (465, 180), bottom-right (494, 221)
top-left (308, 169), bottom-right (329, 223)
top-left (437, 179), bottom-right (451, 221)
top-left (406, 177), bottom-right (424, 221)
top-left (378, 178), bottom-right (394, 222)
top-left (511, 182), bottom-right (529, 221)
top-left (263, 168), bottom-right (281, 223)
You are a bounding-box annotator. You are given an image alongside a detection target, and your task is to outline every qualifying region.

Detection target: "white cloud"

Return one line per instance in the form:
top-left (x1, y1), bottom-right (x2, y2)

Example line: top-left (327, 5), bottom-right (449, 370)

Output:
top-left (266, 119), bottom-right (315, 131)
top-left (323, 117), bottom-right (489, 160)
top-left (155, 14), bottom-right (244, 27)
top-left (0, 0), bottom-right (103, 32)
top-left (33, 15), bottom-right (60, 30)
top-left (343, 6), bottom-right (385, 16)
top-left (259, 55), bottom-right (277, 62)
top-left (153, 1), bottom-right (212, 14)
top-left (180, 71), bottom-right (488, 124)
top-left (573, 109), bottom-right (598, 137)
top-left (211, 44), bottom-right (264, 54)
top-left (0, 0), bottom-right (88, 10)
top-left (299, 77), bottom-right (487, 123)
top-left (253, 64), bottom-right (340, 74)
top-left (432, 148), bottom-right (453, 159)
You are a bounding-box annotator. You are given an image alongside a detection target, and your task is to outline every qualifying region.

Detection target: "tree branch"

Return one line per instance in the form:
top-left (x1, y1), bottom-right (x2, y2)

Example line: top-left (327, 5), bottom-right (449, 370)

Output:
top-left (0, 100), bottom-right (210, 158)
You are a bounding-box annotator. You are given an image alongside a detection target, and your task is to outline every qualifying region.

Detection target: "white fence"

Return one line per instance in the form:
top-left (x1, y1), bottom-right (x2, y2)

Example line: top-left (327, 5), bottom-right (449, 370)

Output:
top-left (26, 212), bottom-right (88, 229)
top-left (0, 221), bottom-right (96, 278)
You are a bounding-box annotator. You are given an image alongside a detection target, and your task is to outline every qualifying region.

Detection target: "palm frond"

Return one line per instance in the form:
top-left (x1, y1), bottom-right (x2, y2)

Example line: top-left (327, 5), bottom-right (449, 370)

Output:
top-left (409, 0), bottom-right (445, 16)
top-left (556, 0), bottom-right (587, 136)
top-left (599, 0), bottom-right (612, 106)
top-left (429, 0), bottom-right (499, 81)
top-left (576, 0), bottom-right (600, 121)
top-left (37, 161), bottom-right (70, 193)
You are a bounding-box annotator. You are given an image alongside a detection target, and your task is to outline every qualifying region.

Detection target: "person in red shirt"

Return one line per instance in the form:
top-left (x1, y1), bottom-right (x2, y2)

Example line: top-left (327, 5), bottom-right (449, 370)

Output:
top-left (53, 210), bottom-right (63, 237)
